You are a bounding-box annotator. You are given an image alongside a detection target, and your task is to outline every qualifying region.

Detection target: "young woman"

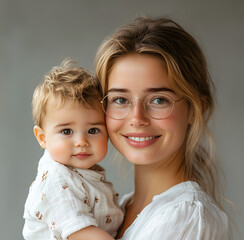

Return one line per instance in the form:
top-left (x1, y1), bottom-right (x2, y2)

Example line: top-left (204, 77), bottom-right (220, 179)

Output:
top-left (96, 17), bottom-right (230, 239)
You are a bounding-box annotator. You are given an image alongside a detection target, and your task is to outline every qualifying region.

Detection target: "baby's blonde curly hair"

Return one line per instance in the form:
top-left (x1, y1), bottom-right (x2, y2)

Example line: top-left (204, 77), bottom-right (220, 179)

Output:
top-left (32, 59), bottom-right (102, 128)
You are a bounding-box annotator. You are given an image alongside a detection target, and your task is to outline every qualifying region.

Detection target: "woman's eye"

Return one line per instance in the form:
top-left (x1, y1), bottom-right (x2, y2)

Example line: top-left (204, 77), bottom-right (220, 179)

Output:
top-left (112, 97), bottom-right (129, 105)
top-left (61, 129), bottom-right (73, 135)
top-left (148, 95), bottom-right (172, 109)
top-left (151, 97), bottom-right (168, 105)
top-left (88, 128), bottom-right (100, 134)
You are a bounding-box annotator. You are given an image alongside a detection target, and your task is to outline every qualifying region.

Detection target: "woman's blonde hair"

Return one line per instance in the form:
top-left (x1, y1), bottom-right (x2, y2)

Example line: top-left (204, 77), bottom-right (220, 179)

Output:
top-left (32, 59), bottom-right (102, 128)
top-left (96, 17), bottom-right (220, 206)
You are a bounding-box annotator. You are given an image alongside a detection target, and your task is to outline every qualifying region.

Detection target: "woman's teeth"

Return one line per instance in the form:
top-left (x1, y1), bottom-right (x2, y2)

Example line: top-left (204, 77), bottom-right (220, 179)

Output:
top-left (128, 136), bottom-right (157, 142)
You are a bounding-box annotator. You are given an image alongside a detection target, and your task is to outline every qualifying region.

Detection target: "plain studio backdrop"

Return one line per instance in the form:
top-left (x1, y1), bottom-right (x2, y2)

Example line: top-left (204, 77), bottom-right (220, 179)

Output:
top-left (0, 0), bottom-right (243, 239)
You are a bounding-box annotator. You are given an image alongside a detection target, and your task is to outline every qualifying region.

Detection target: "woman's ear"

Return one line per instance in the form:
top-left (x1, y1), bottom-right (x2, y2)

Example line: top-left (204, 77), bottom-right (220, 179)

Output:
top-left (188, 105), bottom-right (194, 125)
top-left (201, 96), bottom-right (208, 115)
top-left (33, 125), bottom-right (46, 149)
top-left (188, 97), bottom-right (208, 125)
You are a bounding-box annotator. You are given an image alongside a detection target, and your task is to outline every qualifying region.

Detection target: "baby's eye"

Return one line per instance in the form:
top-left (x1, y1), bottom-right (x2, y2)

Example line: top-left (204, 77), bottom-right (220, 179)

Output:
top-left (61, 129), bottom-right (73, 135)
top-left (88, 128), bottom-right (100, 135)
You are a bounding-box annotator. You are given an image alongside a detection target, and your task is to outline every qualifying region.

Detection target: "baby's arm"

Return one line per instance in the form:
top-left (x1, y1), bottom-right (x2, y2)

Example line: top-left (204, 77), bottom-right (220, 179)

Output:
top-left (68, 226), bottom-right (114, 240)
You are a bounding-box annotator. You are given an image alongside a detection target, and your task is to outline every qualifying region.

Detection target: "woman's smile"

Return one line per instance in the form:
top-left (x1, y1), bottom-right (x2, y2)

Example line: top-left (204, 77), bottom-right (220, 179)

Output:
top-left (122, 133), bottom-right (161, 148)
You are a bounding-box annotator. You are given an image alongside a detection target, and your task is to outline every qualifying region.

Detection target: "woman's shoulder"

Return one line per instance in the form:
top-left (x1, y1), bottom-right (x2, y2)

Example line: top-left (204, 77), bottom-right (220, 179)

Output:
top-left (153, 181), bottom-right (210, 203)
top-left (150, 181), bottom-right (228, 234)
top-left (121, 181), bottom-right (229, 240)
top-left (153, 181), bottom-right (226, 216)
top-left (121, 181), bottom-right (228, 225)
top-left (120, 181), bottom-right (218, 208)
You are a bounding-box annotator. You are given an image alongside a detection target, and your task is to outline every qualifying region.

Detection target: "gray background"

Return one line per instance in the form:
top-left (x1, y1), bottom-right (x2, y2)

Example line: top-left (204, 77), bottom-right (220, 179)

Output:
top-left (0, 0), bottom-right (243, 239)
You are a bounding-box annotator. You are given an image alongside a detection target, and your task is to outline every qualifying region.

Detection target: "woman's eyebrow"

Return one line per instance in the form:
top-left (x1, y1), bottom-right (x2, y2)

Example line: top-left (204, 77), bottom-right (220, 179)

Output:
top-left (107, 87), bottom-right (176, 94)
top-left (145, 87), bottom-right (175, 93)
top-left (107, 88), bottom-right (129, 93)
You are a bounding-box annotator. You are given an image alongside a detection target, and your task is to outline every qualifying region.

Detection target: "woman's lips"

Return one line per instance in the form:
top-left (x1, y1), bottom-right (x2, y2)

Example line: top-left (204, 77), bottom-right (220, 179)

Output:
top-left (123, 134), bottom-right (160, 148)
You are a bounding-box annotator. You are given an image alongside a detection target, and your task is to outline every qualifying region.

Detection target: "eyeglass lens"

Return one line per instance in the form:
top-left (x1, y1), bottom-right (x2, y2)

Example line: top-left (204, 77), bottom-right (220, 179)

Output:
top-left (102, 93), bottom-right (177, 120)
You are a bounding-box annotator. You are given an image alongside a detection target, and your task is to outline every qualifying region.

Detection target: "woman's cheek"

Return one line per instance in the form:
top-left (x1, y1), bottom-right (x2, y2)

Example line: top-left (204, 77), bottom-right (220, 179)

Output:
top-left (106, 118), bottom-right (121, 141)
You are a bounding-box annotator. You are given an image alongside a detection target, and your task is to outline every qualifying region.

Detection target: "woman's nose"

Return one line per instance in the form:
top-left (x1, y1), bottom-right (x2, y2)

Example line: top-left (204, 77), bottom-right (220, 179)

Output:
top-left (129, 100), bottom-right (150, 127)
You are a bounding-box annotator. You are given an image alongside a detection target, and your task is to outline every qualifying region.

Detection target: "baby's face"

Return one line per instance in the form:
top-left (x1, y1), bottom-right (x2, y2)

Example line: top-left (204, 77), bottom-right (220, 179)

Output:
top-left (41, 98), bottom-right (108, 169)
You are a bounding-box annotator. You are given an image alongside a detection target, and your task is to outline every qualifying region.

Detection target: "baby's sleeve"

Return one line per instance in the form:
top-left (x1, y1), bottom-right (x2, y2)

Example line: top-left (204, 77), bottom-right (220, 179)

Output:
top-left (31, 169), bottom-right (98, 239)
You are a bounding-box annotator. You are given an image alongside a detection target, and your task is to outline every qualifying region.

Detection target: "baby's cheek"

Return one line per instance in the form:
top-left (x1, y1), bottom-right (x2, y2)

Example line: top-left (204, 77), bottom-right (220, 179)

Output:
top-left (48, 141), bottom-right (68, 163)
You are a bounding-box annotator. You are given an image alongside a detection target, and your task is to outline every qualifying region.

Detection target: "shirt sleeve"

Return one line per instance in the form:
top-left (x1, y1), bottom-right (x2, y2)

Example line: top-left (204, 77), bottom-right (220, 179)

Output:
top-left (29, 168), bottom-right (98, 239)
top-left (124, 201), bottom-right (229, 240)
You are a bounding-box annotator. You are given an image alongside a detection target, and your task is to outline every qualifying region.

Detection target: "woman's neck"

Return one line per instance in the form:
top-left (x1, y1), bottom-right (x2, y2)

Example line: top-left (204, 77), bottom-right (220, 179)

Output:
top-left (133, 150), bottom-right (187, 211)
top-left (116, 148), bottom-right (187, 239)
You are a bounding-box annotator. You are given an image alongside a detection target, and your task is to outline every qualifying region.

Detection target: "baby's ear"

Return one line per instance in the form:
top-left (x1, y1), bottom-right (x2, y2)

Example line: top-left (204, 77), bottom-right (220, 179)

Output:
top-left (33, 125), bottom-right (46, 149)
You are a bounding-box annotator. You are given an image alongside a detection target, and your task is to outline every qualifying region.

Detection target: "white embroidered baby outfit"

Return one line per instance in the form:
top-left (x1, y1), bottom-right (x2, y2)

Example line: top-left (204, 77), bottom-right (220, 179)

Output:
top-left (23, 150), bottom-right (123, 239)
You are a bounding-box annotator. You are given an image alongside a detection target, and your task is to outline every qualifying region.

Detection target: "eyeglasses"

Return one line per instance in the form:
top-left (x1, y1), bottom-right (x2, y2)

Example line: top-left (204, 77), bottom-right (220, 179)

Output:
top-left (101, 92), bottom-right (183, 120)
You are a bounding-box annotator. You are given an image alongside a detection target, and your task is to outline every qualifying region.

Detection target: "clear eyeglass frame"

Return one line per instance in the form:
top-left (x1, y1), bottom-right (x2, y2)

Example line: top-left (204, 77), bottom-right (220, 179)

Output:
top-left (100, 92), bottom-right (183, 120)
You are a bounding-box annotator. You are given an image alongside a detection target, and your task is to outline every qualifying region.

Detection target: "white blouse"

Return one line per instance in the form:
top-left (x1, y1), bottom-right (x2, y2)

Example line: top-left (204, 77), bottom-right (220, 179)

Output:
top-left (119, 181), bottom-right (229, 240)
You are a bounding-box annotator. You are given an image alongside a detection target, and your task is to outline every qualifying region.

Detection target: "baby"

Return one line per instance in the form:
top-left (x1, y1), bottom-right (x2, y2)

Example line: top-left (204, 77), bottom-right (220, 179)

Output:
top-left (23, 59), bottom-right (124, 240)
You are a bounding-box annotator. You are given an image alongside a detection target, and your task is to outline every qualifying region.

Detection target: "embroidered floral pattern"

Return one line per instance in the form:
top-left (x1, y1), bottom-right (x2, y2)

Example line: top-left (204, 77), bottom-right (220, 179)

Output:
top-left (41, 193), bottom-right (46, 200)
top-left (83, 196), bottom-right (90, 205)
top-left (50, 221), bottom-right (56, 230)
top-left (71, 168), bottom-right (83, 178)
top-left (105, 215), bottom-right (112, 224)
top-left (42, 170), bottom-right (48, 182)
top-left (35, 211), bottom-right (42, 221)
top-left (78, 173), bottom-right (83, 178)
top-left (62, 184), bottom-right (68, 190)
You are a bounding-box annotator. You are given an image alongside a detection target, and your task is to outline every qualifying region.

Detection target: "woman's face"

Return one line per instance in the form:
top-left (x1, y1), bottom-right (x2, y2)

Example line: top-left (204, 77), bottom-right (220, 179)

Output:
top-left (106, 54), bottom-right (192, 166)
